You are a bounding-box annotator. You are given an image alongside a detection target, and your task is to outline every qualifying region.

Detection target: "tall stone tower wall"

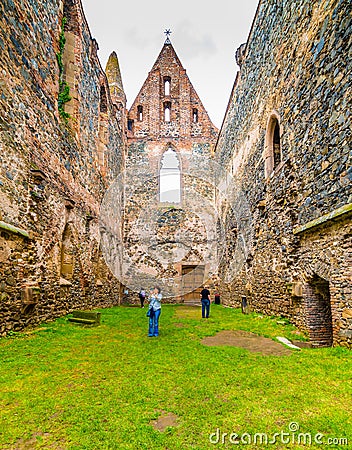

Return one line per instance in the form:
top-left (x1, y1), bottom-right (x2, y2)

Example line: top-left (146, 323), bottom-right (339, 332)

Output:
top-left (123, 41), bottom-right (218, 301)
top-left (215, 0), bottom-right (351, 347)
top-left (0, 0), bottom-right (126, 334)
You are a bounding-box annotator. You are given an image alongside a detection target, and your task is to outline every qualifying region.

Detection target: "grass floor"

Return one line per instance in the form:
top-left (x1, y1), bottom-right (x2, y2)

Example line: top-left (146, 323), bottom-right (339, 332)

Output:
top-left (0, 305), bottom-right (351, 449)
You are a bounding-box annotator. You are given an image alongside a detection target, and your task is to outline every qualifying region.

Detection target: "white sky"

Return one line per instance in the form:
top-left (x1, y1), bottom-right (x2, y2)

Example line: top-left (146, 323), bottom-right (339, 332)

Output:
top-left (160, 149), bottom-right (181, 202)
top-left (81, 0), bottom-right (259, 129)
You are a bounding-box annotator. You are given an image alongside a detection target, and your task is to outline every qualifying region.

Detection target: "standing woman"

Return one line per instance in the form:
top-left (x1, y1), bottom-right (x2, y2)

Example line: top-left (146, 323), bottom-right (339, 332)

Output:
top-left (138, 288), bottom-right (146, 308)
top-left (200, 285), bottom-right (211, 318)
top-left (147, 286), bottom-right (162, 337)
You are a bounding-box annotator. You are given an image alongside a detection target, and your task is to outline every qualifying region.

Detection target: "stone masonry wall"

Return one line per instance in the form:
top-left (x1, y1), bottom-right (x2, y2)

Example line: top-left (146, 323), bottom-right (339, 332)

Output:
top-left (124, 41), bottom-right (218, 301)
top-left (0, 0), bottom-right (126, 335)
top-left (215, 0), bottom-right (351, 347)
top-left (123, 138), bottom-right (218, 301)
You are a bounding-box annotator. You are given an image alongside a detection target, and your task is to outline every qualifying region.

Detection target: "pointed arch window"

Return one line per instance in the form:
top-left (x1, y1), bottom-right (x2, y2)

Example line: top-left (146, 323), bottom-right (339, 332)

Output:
top-left (193, 108), bottom-right (198, 123)
top-left (61, 224), bottom-right (75, 279)
top-left (264, 113), bottom-right (282, 178)
top-left (164, 76), bottom-right (171, 96)
top-left (164, 102), bottom-right (171, 122)
top-left (137, 105), bottom-right (143, 121)
top-left (160, 148), bottom-right (181, 203)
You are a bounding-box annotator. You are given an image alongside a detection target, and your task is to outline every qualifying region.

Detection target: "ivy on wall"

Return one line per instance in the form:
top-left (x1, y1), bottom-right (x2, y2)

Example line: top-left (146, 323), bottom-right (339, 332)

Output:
top-left (56, 17), bottom-right (71, 122)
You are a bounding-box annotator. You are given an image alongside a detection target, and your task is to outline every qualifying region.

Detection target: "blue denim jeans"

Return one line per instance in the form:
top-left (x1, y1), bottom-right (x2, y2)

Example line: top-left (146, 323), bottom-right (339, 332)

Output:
top-left (148, 308), bottom-right (161, 336)
top-left (201, 299), bottom-right (210, 318)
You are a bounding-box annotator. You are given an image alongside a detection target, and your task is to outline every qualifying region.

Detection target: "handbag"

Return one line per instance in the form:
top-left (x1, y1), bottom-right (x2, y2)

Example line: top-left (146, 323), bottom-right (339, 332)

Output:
top-left (147, 307), bottom-right (154, 317)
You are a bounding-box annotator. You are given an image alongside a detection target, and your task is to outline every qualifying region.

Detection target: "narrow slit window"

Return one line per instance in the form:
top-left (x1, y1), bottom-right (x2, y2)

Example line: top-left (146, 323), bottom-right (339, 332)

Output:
top-left (164, 77), bottom-right (171, 96)
top-left (264, 114), bottom-right (282, 178)
top-left (164, 102), bottom-right (171, 122)
top-left (61, 224), bottom-right (74, 279)
top-left (160, 148), bottom-right (181, 203)
top-left (137, 105), bottom-right (143, 121)
top-left (193, 108), bottom-right (198, 123)
top-left (273, 120), bottom-right (281, 169)
top-left (100, 85), bottom-right (108, 113)
top-left (128, 119), bottom-right (134, 131)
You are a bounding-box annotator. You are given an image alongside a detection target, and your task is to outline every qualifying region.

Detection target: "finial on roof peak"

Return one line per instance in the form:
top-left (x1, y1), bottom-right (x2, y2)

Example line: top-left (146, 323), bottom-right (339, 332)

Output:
top-left (164, 28), bottom-right (172, 44)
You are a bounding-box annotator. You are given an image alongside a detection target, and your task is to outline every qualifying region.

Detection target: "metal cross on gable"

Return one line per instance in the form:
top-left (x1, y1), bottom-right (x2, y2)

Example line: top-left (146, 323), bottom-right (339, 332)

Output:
top-left (164, 29), bottom-right (172, 43)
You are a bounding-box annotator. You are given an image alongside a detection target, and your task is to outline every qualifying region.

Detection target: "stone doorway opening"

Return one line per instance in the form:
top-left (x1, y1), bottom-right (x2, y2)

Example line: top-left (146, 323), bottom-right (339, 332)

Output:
top-left (181, 265), bottom-right (204, 304)
top-left (304, 275), bottom-right (333, 347)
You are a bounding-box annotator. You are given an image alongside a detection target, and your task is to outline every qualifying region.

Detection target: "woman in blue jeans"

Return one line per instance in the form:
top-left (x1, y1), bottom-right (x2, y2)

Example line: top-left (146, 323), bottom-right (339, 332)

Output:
top-left (147, 286), bottom-right (162, 337)
top-left (200, 285), bottom-right (211, 318)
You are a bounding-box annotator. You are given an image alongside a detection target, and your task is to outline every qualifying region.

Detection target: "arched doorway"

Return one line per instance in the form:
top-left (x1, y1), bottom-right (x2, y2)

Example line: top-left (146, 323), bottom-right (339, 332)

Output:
top-left (303, 275), bottom-right (333, 347)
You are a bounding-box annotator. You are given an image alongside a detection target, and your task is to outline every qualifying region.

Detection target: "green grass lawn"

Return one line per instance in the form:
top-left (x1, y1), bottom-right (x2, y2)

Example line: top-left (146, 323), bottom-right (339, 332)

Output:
top-left (0, 305), bottom-right (351, 449)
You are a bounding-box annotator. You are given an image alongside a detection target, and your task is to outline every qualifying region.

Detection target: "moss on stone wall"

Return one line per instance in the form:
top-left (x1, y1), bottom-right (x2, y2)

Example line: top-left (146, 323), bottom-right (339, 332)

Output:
top-left (0, 0), bottom-right (126, 336)
top-left (0, 221), bottom-right (30, 238)
top-left (56, 17), bottom-right (71, 122)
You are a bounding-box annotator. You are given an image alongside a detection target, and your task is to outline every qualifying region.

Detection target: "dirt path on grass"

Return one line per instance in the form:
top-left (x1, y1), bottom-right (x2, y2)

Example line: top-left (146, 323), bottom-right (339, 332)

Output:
top-left (202, 330), bottom-right (292, 356)
top-left (174, 306), bottom-right (291, 355)
top-left (174, 305), bottom-right (201, 319)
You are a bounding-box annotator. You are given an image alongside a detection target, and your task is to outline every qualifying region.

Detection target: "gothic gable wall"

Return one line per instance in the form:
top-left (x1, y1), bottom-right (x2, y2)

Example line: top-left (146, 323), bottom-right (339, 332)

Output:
top-left (124, 41), bottom-right (218, 301)
top-left (128, 42), bottom-right (218, 141)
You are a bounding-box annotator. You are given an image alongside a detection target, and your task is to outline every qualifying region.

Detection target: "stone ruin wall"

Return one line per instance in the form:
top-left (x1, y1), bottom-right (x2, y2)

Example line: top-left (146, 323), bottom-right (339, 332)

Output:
top-left (215, 0), bottom-right (351, 347)
top-left (0, 0), bottom-right (126, 335)
top-left (1, 0), bottom-right (351, 348)
top-left (121, 41), bottom-right (219, 303)
top-left (123, 138), bottom-right (217, 302)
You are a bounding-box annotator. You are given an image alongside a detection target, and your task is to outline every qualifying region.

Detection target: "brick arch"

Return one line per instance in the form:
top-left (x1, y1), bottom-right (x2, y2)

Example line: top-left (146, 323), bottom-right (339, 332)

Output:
top-left (298, 253), bottom-right (334, 347)
top-left (158, 143), bottom-right (183, 171)
top-left (299, 251), bottom-right (333, 283)
top-left (263, 110), bottom-right (282, 178)
top-left (302, 274), bottom-right (333, 347)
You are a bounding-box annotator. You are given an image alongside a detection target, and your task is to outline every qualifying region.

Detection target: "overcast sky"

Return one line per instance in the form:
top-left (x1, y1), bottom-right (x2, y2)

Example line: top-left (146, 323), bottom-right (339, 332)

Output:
top-left (81, 0), bottom-right (259, 129)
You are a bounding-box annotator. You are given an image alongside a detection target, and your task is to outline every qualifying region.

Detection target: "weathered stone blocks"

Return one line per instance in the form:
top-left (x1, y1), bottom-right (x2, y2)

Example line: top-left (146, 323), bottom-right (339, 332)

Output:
top-left (0, 0), bottom-right (126, 335)
top-left (215, 0), bottom-right (351, 348)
